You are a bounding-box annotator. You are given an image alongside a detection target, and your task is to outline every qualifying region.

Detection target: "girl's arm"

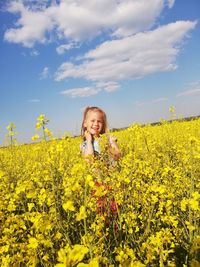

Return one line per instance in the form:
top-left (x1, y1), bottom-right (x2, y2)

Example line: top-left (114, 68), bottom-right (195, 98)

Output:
top-left (109, 136), bottom-right (121, 160)
top-left (82, 131), bottom-right (94, 157)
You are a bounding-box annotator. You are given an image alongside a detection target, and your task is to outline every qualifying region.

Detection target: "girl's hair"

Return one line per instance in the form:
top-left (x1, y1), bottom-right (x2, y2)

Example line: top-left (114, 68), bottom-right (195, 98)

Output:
top-left (81, 106), bottom-right (108, 138)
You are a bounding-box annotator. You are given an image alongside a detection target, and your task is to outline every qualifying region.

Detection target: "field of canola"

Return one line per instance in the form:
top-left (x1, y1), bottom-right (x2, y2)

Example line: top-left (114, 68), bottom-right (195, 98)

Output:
top-left (0, 118), bottom-right (200, 267)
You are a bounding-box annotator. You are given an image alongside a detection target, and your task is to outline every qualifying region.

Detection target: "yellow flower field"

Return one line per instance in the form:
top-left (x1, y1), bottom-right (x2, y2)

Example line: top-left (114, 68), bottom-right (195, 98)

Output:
top-left (0, 118), bottom-right (200, 266)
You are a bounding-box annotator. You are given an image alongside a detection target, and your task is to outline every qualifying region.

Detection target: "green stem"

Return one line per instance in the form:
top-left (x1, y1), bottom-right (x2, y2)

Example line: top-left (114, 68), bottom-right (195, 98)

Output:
top-left (42, 123), bottom-right (46, 141)
top-left (84, 181), bottom-right (93, 259)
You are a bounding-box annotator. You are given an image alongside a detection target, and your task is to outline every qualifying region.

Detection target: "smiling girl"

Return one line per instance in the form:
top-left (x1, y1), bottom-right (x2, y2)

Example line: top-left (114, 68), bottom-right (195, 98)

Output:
top-left (80, 106), bottom-right (121, 160)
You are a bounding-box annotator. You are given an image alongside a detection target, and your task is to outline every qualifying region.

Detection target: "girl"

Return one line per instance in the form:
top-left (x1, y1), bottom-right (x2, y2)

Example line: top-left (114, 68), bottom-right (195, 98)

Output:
top-left (80, 106), bottom-right (121, 160)
top-left (80, 106), bottom-right (120, 226)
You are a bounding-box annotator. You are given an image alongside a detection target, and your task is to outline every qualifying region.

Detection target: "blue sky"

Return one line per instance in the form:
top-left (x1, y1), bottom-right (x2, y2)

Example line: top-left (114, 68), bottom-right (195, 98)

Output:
top-left (1, 0), bottom-right (200, 144)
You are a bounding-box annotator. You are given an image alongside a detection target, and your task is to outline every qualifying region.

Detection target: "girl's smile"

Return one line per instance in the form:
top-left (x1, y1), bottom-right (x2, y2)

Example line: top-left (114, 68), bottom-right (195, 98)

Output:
top-left (84, 111), bottom-right (104, 137)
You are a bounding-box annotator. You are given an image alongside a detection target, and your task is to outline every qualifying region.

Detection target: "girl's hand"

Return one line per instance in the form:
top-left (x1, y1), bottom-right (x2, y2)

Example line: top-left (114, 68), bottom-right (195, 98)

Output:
top-left (84, 130), bottom-right (93, 142)
top-left (108, 135), bottom-right (121, 160)
top-left (109, 135), bottom-right (117, 145)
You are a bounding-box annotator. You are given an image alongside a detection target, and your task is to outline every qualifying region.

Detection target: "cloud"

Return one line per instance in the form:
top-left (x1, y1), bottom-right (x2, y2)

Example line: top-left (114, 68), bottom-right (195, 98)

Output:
top-left (56, 43), bottom-right (78, 54)
top-left (96, 82), bottom-right (120, 92)
top-left (177, 82), bottom-right (200, 97)
top-left (4, 0), bottom-right (172, 47)
top-left (177, 89), bottom-right (200, 97)
top-left (55, 21), bottom-right (196, 84)
top-left (135, 97), bottom-right (168, 106)
top-left (60, 81), bottom-right (120, 98)
top-left (30, 49), bottom-right (40, 56)
top-left (188, 81), bottom-right (200, 87)
top-left (4, 2), bottom-right (54, 47)
top-left (39, 67), bottom-right (49, 79)
top-left (3, 1), bottom-right (197, 98)
top-left (60, 87), bottom-right (101, 98)
top-left (20, 49), bottom-right (40, 57)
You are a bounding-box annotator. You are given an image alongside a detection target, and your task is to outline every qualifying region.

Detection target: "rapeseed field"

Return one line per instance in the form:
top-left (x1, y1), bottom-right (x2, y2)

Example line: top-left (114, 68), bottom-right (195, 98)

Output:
top-left (0, 118), bottom-right (200, 266)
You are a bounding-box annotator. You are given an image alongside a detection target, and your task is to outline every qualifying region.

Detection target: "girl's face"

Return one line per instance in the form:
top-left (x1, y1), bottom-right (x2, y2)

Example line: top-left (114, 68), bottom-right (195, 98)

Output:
top-left (84, 110), bottom-right (104, 137)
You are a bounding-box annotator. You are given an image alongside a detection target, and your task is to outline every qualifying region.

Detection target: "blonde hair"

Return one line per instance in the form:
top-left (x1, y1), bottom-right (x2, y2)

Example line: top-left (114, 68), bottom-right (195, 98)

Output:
top-left (81, 106), bottom-right (108, 138)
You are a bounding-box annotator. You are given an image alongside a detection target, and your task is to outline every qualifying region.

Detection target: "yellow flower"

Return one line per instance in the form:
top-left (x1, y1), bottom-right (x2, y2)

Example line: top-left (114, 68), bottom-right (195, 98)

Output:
top-left (180, 198), bottom-right (188, 212)
top-left (28, 203), bottom-right (35, 211)
top-left (31, 133), bottom-right (40, 140)
top-left (186, 221), bottom-right (196, 231)
top-left (42, 254), bottom-right (49, 261)
top-left (35, 122), bottom-right (42, 129)
top-left (28, 237), bottom-right (39, 249)
top-left (85, 175), bottom-right (93, 184)
top-left (77, 257), bottom-right (99, 267)
top-left (169, 106), bottom-right (175, 113)
top-left (76, 206), bottom-right (87, 221)
top-left (55, 232), bottom-right (63, 240)
top-left (128, 228), bottom-right (133, 234)
top-left (63, 200), bottom-right (75, 212)
top-left (44, 127), bottom-right (53, 137)
top-left (56, 245), bottom-right (89, 266)
top-left (56, 249), bottom-right (66, 266)
top-left (85, 175), bottom-right (95, 187)
top-left (189, 199), bottom-right (199, 211)
top-left (2, 113), bottom-right (200, 266)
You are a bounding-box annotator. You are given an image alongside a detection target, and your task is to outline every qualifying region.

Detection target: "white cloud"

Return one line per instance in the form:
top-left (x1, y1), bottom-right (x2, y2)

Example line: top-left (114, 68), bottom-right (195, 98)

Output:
top-left (4, 0), bottom-right (172, 47)
top-left (188, 81), bottom-right (200, 87)
top-left (60, 81), bottom-right (120, 98)
top-left (56, 43), bottom-right (78, 54)
top-left (30, 49), bottom-right (40, 56)
top-left (39, 67), bottom-right (49, 79)
top-left (177, 82), bottom-right (200, 97)
top-left (135, 97), bottom-right (168, 106)
top-left (177, 87), bottom-right (200, 97)
top-left (96, 82), bottom-right (120, 92)
top-left (60, 87), bottom-right (101, 97)
top-left (20, 49), bottom-right (40, 56)
top-left (55, 21), bottom-right (196, 84)
top-left (4, 2), bottom-right (54, 47)
top-left (3, 1), bottom-right (197, 98)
